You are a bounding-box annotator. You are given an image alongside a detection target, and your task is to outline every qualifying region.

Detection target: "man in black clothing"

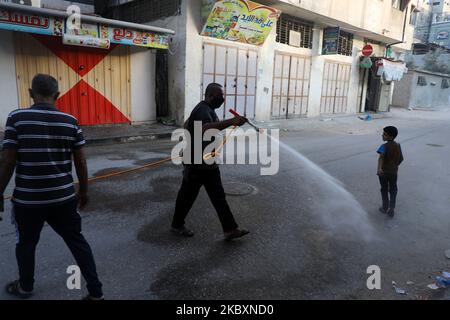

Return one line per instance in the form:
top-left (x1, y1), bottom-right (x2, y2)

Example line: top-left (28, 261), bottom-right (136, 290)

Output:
top-left (171, 83), bottom-right (250, 240)
top-left (0, 74), bottom-right (103, 300)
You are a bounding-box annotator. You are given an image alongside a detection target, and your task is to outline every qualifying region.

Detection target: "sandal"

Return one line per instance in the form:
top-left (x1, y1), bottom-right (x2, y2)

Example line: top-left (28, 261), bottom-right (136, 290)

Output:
top-left (5, 280), bottom-right (33, 299)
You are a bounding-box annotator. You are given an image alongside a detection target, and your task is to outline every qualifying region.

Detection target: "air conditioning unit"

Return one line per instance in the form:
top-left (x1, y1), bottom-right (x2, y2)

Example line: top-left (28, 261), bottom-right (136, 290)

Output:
top-left (289, 30), bottom-right (301, 47)
top-left (10, 0), bottom-right (41, 7)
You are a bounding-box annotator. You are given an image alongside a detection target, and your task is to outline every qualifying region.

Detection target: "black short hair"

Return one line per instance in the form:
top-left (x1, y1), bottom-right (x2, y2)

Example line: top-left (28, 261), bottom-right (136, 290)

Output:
top-left (205, 83), bottom-right (222, 98)
top-left (383, 126), bottom-right (398, 139)
top-left (31, 74), bottom-right (59, 97)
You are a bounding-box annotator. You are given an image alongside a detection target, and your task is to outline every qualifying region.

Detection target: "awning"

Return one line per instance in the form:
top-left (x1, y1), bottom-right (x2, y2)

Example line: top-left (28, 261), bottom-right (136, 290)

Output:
top-left (0, 2), bottom-right (175, 49)
top-left (376, 58), bottom-right (408, 82)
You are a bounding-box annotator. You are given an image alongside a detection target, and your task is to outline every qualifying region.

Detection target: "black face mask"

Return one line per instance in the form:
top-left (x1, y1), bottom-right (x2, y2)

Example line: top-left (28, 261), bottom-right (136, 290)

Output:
top-left (211, 96), bottom-right (225, 109)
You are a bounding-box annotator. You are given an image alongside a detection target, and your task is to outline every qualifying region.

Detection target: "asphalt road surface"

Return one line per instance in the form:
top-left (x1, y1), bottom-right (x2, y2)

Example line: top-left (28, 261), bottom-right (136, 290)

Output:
top-left (1, 110), bottom-right (449, 300)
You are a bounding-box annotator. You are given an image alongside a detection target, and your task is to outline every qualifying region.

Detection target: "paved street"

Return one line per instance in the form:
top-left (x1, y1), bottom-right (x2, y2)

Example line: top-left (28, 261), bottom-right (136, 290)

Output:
top-left (1, 108), bottom-right (449, 300)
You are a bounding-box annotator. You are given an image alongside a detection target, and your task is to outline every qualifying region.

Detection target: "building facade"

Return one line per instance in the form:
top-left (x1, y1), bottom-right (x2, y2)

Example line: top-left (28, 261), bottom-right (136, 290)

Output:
top-left (138, 0), bottom-right (415, 123)
top-left (413, 0), bottom-right (450, 48)
top-left (0, 0), bottom-right (174, 127)
top-left (0, 0), bottom-right (416, 128)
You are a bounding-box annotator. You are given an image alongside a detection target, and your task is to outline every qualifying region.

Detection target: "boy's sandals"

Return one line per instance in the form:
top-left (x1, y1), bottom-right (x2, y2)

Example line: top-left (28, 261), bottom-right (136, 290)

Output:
top-left (5, 280), bottom-right (33, 299)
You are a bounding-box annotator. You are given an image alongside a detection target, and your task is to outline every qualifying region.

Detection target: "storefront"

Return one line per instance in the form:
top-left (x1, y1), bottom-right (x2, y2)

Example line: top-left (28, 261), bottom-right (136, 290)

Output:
top-left (0, 2), bottom-right (174, 126)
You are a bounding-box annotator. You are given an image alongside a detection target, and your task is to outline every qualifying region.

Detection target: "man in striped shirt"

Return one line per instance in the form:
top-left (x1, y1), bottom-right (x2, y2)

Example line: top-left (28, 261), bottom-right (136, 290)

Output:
top-left (0, 74), bottom-right (103, 300)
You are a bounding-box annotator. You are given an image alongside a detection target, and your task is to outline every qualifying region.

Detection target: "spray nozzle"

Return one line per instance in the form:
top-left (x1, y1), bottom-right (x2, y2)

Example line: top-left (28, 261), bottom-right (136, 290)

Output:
top-left (228, 109), bottom-right (263, 133)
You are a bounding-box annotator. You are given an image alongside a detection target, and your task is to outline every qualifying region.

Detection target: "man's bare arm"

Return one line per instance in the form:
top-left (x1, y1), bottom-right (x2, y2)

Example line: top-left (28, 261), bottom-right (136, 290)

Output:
top-left (377, 155), bottom-right (384, 176)
top-left (0, 149), bottom-right (17, 214)
top-left (203, 116), bottom-right (246, 132)
top-left (73, 148), bottom-right (89, 210)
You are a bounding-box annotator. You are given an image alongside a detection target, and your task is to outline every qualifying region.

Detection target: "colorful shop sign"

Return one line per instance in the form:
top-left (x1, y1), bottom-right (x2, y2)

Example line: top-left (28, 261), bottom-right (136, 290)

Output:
top-left (0, 9), bottom-right (63, 36)
top-left (201, 0), bottom-right (281, 46)
top-left (62, 34), bottom-right (111, 49)
top-left (322, 27), bottom-right (340, 55)
top-left (0, 9), bottom-right (170, 49)
top-left (106, 27), bottom-right (170, 49)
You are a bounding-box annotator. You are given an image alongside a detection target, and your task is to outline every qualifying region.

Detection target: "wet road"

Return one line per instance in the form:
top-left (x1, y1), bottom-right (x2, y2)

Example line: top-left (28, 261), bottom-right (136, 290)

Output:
top-left (1, 112), bottom-right (449, 300)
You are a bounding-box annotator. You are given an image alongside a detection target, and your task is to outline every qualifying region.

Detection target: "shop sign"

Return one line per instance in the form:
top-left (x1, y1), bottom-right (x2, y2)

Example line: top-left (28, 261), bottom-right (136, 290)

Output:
top-left (107, 27), bottom-right (170, 49)
top-left (0, 9), bottom-right (63, 36)
top-left (201, 0), bottom-right (281, 46)
top-left (0, 9), bottom-right (170, 49)
top-left (62, 34), bottom-right (111, 49)
top-left (322, 27), bottom-right (340, 55)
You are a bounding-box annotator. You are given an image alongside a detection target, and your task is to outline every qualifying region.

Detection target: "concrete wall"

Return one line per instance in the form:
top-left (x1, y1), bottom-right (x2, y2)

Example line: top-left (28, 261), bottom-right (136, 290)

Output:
top-left (130, 47), bottom-right (157, 123)
top-left (39, 0), bottom-right (94, 14)
top-left (145, 2), bottom-right (188, 124)
top-left (392, 71), bottom-right (414, 108)
top-left (393, 70), bottom-right (450, 108)
top-left (0, 30), bottom-right (19, 128)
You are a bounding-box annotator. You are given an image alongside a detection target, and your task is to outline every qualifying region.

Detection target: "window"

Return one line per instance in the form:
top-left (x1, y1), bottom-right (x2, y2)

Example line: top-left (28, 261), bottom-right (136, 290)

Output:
top-left (442, 78), bottom-right (450, 89)
top-left (417, 76), bottom-right (427, 86)
top-left (338, 31), bottom-right (354, 56)
top-left (276, 14), bottom-right (314, 49)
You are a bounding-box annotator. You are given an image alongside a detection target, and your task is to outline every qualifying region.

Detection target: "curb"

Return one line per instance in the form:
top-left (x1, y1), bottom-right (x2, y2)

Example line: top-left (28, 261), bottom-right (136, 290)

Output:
top-left (84, 132), bottom-right (174, 146)
top-left (0, 132), bottom-right (174, 151)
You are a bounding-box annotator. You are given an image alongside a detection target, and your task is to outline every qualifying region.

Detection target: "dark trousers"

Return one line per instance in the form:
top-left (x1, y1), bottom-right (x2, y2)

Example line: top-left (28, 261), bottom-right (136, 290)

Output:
top-left (13, 200), bottom-right (103, 297)
top-left (172, 167), bottom-right (238, 232)
top-left (379, 174), bottom-right (398, 210)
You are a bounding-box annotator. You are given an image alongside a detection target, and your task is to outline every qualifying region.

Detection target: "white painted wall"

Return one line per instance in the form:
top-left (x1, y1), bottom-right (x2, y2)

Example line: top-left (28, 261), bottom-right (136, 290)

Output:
top-left (277, 0), bottom-right (412, 44)
top-left (0, 30), bottom-right (19, 128)
top-left (40, 0), bottom-right (94, 14)
top-left (130, 47), bottom-right (157, 123)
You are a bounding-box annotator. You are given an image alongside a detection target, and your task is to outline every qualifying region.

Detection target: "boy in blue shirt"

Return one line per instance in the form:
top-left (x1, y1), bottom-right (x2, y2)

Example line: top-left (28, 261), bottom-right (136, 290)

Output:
top-left (377, 126), bottom-right (404, 217)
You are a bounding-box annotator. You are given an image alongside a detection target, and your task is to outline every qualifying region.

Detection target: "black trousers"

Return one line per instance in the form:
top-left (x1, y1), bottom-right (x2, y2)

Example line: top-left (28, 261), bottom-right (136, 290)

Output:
top-left (13, 200), bottom-right (103, 297)
top-left (172, 167), bottom-right (238, 232)
top-left (379, 174), bottom-right (398, 210)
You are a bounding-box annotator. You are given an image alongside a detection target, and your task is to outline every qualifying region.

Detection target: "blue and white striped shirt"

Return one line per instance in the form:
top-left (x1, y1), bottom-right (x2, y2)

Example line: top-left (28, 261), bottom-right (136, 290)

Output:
top-left (2, 104), bottom-right (85, 207)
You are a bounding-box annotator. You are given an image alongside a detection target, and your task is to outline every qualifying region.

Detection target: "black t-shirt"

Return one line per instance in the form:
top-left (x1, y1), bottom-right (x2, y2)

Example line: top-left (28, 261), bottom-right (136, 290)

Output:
top-left (184, 101), bottom-right (219, 170)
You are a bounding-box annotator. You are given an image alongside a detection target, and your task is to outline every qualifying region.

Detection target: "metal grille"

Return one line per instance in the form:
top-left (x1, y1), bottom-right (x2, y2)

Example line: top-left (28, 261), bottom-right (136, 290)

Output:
top-left (276, 14), bottom-right (313, 49)
top-left (338, 31), bottom-right (354, 56)
top-left (320, 61), bottom-right (352, 114)
top-left (271, 52), bottom-right (311, 119)
top-left (104, 0), bottom-right (181, 23)
top-left (202, 43), bottom-right (258, 120)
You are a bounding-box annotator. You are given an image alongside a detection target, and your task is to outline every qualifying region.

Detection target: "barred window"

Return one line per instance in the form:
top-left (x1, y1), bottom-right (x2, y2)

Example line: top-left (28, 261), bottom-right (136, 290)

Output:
top-left (276, 14), bottom-right (313, 49)
top-left (338, 31), bottom-right (354, 56)
top-left (442, 78), bottom-right (450, 89)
